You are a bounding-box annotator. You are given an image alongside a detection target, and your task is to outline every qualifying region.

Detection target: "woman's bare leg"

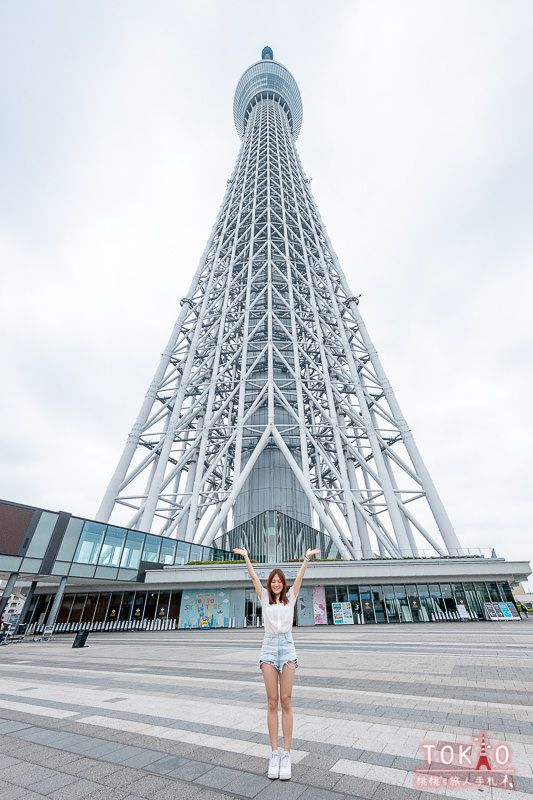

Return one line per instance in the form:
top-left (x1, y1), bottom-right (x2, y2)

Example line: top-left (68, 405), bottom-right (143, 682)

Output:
top-left (279, 661), bottom-right (296, 752)
top-left (261, 663), bottom-right (280, 751)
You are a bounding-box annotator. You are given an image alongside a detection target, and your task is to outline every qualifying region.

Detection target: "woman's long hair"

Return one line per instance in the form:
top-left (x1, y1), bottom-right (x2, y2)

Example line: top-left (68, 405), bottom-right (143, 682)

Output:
top-left (267, 568), bottom-right (289, 605)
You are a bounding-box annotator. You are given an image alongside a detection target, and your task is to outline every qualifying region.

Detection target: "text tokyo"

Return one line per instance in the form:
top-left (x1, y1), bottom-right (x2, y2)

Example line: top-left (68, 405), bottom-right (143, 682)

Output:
top-left (422, 742), bottom-right (512, 768)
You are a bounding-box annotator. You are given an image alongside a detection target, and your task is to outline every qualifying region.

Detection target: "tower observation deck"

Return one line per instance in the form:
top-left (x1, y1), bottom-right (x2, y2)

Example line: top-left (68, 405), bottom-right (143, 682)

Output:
top-left (97, 48), bottom-right (464, 561)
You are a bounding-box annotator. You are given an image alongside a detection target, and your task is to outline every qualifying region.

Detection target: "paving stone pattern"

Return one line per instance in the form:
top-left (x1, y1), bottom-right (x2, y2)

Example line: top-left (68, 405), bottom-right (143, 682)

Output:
top-left (0, 622), bottom-right (532, 799)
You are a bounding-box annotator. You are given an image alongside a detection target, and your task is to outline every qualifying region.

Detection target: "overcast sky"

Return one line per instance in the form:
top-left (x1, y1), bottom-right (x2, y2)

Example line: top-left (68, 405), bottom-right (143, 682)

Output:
top-left (1, 1), bottom-right (532, 577)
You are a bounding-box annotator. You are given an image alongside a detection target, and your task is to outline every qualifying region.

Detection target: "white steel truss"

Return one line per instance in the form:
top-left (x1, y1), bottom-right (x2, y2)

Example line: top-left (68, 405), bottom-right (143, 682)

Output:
top-left (98, 52), bottom-right (463, 560)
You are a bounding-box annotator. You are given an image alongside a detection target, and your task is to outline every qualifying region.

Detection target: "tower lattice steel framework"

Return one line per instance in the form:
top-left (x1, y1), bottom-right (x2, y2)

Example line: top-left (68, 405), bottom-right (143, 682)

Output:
top-left (98, 47), bottom-right (463, 560)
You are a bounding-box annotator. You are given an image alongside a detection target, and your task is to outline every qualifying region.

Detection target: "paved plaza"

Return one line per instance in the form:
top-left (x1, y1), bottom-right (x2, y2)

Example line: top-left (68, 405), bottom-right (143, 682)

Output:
top-left (0, 622), bottom-right (532, 800)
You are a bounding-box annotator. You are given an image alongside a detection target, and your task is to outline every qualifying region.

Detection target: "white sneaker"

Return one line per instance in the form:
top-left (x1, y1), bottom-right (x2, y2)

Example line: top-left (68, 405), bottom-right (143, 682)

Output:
top-left (267, 750), bottom-right (281, 779)
top-left (279, 750), bottom-right (291, 780)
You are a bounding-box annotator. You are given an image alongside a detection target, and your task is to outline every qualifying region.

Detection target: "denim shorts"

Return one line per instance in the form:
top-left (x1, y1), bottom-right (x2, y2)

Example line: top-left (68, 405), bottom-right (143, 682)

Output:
top-left (259, 632), bottom-right (298, 672)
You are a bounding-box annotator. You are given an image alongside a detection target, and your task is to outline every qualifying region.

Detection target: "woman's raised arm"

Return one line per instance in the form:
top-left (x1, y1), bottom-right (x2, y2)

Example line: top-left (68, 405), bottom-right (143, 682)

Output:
top-left (292, 548), bottom-right (320, 598)
top-left (233, 548), bottom-right (263, 600)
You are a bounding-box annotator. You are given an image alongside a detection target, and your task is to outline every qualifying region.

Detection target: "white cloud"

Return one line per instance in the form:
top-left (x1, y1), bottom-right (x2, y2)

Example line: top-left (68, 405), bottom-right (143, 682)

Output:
top-left (1, 1), bottom-right (532, 566)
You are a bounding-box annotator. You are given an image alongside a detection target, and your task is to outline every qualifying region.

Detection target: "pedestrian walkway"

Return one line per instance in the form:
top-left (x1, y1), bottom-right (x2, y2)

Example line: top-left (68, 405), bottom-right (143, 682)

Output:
top-left (0, 623), bottom-right (532, 799)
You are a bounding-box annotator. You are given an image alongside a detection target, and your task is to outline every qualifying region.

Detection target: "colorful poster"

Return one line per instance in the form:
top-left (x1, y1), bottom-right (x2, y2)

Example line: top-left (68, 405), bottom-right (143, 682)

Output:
top-left (332, 602), bottom-right (354, 624)
top-left (312, 585), bottom-right (327, 624)
top-left (341, 602), bottom-right (354, 624)
top-left (178, 589), bottom-right (230, 629)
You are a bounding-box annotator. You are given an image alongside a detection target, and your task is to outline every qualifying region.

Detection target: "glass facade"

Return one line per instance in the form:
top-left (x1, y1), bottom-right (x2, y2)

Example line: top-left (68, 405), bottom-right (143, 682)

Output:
top-left (303, 581), bottom-right (516, 625)
top-left (233, 59), bottom-right (303, 139)
top-left (215, 510), bottom-right (342, 563)
top-left (22, 579), bottom-right (519, 634)
top-left (51, 518), bottom-right (238, 581)
top-left (27, 589), bottom-right (184, 633)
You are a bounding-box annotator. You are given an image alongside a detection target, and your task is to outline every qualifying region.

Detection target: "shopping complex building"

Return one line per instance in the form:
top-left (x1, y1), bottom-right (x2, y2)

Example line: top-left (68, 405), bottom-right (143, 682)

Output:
top-left (0, 499), bottom-right (529, 632)
top-left (2, 50), bottom-right (530, 631)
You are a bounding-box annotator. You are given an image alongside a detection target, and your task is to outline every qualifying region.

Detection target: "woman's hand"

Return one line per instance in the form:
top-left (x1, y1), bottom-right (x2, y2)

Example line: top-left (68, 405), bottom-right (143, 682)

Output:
top-left (293, 548), bottom-right (321, 598)
top-left (233, 547), bottom-right (249, 558)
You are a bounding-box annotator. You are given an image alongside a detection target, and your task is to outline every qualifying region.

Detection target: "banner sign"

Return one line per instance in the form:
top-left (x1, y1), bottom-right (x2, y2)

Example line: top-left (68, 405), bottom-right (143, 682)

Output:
top-left (179, 589), bottom-right (230, 629)
top-left (332, 602), bottom-right (354, 625)
top-left (484, 602), bottom-right (520, 621)
top-left (504, 602), bottom-right (520, 618)
top-left (312, 585), bottom-right (327, 624)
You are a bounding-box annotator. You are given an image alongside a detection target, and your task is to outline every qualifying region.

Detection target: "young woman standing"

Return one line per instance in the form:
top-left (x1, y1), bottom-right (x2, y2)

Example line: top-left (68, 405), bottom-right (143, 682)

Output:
top-left (233, 546), bottom-right (320, 780)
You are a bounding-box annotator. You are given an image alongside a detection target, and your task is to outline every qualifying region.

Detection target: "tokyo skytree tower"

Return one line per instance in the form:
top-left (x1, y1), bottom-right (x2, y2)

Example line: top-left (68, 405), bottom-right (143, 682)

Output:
top-left (98, 47), bottom-right (463, 561)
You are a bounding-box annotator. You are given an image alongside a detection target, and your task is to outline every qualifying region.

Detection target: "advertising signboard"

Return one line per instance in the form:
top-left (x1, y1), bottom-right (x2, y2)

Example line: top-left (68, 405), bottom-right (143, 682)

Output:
top-left (332, 602), bottom-right (354, 624)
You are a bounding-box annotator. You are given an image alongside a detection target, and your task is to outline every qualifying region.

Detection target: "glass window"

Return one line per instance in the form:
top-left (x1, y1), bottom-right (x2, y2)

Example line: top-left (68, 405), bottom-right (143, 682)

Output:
top-left (117, 568), bottom-right (138, 581)
top-left (21, 557), bottom-right (43, 572)
top-left (336, 585), bottom-right (348, 602)
top-left (131, 593), bottom-right (146, 622)
top-left (26, 512), bottom-right (59, 558)
top-left (347, 585), bottom-right (361, 620)
top-left (107, 593), bottom-right (123, 622)
top-left (325, 585), bottom-right (336, 624)
top-left (406, 585), bottom-right (423, 622)
top-left (359, 586), bottom-right (375, 623)
top-left (93, 594), bottom-right (110, 623)
top-left (94, 566), bottom-right (118, 580)
top-left (488, 582), bottom-right (502, 602)
top-left (31, 595), bottom-right (52, 626)
top-left (69, 563), bottom-right (97, 579)
top-left (382, 584), bottom-right (400, 622)
top-left (74, 521), bottom-right (106, 564)
top-left (202, 547), bottom-right (214, 562)
top-left (81, 594), bottom-right (98, 623)
top-left (56, 595), bottom-right (74, 625)
top-left (141, 535), bottom-right (161, 563)
top-left (69, 594), bottom-right (87, 624)
top-left (56, 517), bottom-right (84, 561)
top-left (416, 584), bottom-right (432, 621)
top-left (393, 585), bottom-right (412, 622)
top-left (463, 582), bottom-right (484, 619)
top-left (119, 592), bottom-right (135, 621)
top-left (175, 541), bottom-right (190, 565)
top-left (371, 586), bottom-right (387, 623)
top-left (144, 592), bottom-right (158, 620)
top-left (98, 527), bottom-right (126, 567)
top-left (52, 561), bottom-right (71, 576)
top-left (429, 583), bottom-right (445, 619)
top-left (169, 591), bottom-right (181, 621)
top-left (156, 592), bottom-right (170, 621)
top-left (120, 531), bottom-right (145, 569)
top-left (160, 538), bottom-right (176, 565)
top-left (440, 584), bottom-right (458, 617)
top-left (498, 582), bottom-right (514, 603)
top-left (476, 582), bottom-right (490, 603)
top-left (189, 544), bottom-right (203, 562)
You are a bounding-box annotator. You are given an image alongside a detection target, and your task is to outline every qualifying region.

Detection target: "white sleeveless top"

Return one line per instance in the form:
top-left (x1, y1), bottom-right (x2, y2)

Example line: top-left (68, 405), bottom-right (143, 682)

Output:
top-left (261, 586), bottom-right (296, 634)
